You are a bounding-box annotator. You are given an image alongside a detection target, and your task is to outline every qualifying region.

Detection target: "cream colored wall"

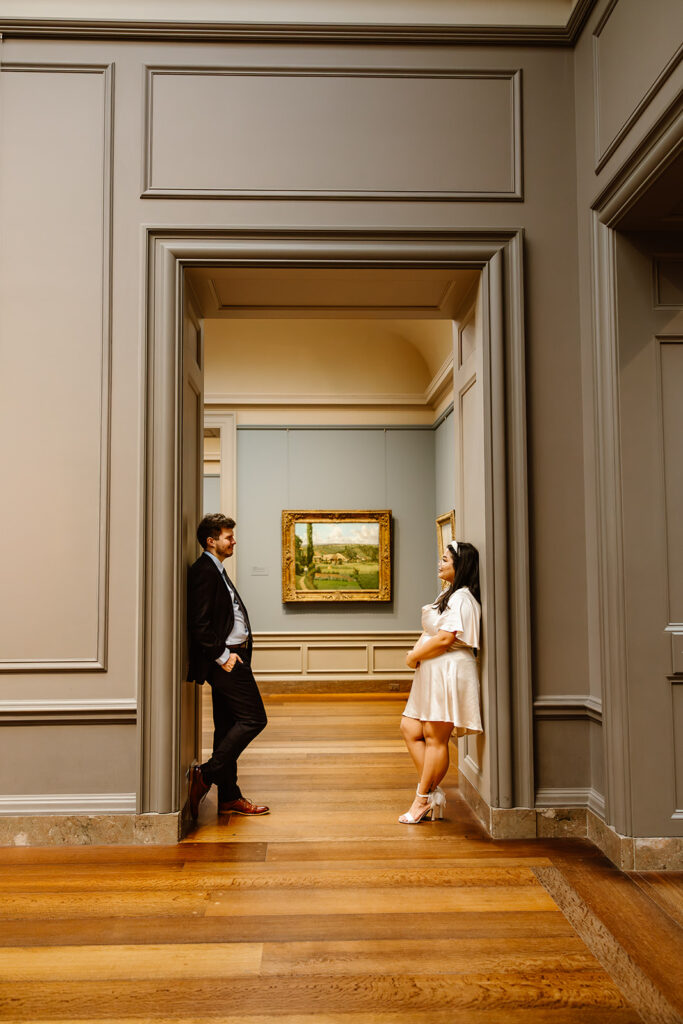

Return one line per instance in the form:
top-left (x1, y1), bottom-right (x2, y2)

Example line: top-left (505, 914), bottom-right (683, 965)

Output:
top-left (204, 319), bottom-right (447, 401)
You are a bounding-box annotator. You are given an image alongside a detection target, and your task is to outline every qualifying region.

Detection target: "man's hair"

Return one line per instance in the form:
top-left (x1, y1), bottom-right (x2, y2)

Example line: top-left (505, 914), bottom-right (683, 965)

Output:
top-left (197, 513), bottom-right (235, 550)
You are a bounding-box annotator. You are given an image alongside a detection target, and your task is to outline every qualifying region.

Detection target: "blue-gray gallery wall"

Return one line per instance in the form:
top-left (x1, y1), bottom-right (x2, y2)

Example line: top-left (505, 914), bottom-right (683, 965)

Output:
top-left (235, 427), bottom-right (438, 631)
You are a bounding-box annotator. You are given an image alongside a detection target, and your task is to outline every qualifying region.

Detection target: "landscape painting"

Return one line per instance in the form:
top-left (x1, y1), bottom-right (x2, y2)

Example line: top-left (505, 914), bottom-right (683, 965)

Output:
top-left (282, 510), bottom-right (392, 602)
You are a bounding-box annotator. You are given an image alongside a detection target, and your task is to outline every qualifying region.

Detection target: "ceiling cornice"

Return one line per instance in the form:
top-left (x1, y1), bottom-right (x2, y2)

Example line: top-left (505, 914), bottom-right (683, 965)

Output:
top-left (0, 1), bottom-right (597, 47)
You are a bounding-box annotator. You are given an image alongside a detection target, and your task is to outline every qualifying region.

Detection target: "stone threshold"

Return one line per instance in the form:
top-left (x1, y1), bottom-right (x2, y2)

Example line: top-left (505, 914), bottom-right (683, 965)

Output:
top-left (0, 812), bottom-right (180, 848)
top-left (457, 769), bottom-right (683, 871)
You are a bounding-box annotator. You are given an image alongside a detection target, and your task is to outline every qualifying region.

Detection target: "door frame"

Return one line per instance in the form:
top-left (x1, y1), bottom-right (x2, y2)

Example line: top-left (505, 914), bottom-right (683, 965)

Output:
top-left (590, 100), bottom-right (683, 837)
top-left (139, 228), bottom-right (532, 817)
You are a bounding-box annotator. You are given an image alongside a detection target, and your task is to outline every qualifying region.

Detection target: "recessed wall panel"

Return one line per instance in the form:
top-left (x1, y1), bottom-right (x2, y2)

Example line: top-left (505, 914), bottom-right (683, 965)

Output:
top-left (145, 66), bottom-right (521, 199)
top-left (655, 260), bottom-right (683, 308)
top-left (593, 0), bottom-right (683, 166)
top-left (660, 342), bottom-right (683, 623)
top-left (0, 65), bottom-right (111, 669)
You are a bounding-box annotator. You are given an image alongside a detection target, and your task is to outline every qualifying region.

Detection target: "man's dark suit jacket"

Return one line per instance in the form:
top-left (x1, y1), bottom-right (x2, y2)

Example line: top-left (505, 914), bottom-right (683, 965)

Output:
top-left (187, 552), bottom-right (252, 685)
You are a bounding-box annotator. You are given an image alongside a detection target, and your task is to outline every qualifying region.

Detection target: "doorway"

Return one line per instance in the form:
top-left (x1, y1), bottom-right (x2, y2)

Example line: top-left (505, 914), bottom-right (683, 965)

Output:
top-left (140, 230), bottom-right (531, 829)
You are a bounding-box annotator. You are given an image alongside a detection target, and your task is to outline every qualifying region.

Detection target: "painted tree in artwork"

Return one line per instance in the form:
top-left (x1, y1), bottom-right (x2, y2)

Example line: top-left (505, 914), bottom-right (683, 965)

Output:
top-left (306, 523), bottom-right (314, 566)
top-left (294, 533), bottom-right (303, 574)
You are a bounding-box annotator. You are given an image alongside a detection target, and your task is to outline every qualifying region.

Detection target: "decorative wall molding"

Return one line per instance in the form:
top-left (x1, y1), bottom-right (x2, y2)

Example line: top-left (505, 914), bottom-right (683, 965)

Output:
top-left (654, 258), bottom-right (683, 308)
top-left (533, 694), bottom-right (603, 723)
top-left (206, 392), bottom-right (431, 407)
top-left (593, 95), bottom-right (683, 223)
top-left (536, 785), bottom-right (606, 816)
top-left (142, 65), bottom-right (522, 202)
top-left (0, 793), bottom-right (136, 815)
top-left (253, 630), bottom-right (419, 688)
top-left (0, 699), bottom-right (137, 725)
top-left (592, 0), bottom-right (683, 172)
top-left (0, 61), bottom-right (114, 674)
top-left (424, 355), bottom-right (455, 408)
top-left (0, 7), bottom-right (597, 47)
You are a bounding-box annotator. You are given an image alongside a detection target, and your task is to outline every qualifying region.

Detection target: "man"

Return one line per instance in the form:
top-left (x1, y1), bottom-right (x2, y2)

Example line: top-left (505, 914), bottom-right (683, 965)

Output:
top-left (185, 513), bottom-right (269, 820)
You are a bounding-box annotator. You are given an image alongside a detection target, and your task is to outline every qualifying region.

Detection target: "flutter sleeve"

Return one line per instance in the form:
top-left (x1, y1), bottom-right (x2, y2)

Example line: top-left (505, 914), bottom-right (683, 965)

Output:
top-left (438, 590), bottom-right (480, 648)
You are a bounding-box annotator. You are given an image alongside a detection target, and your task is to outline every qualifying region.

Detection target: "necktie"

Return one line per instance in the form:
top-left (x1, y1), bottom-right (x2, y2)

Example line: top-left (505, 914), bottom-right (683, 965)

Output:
top-left (222, 571), bottom-right (250, 632)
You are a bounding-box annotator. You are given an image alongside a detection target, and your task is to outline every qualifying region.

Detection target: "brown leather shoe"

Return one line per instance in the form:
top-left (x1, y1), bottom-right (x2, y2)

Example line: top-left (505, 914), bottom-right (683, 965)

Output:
top-left (186, 764), bottom-right (211, 819)
top-left (218, 797), bottom-right (269, 815)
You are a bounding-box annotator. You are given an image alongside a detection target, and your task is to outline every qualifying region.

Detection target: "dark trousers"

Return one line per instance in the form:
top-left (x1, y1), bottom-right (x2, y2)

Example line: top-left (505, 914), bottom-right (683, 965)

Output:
top-left (201, 653), bottom-right (267, 802)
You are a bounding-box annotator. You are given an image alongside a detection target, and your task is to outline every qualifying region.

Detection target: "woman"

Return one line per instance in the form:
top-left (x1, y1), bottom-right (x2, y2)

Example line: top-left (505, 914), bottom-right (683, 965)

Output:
top-left (399, 540), bottom-right (482, 824)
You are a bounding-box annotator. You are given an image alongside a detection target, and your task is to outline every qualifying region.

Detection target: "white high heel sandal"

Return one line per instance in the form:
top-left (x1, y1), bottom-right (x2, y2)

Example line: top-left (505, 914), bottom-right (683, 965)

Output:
top-left (398, 787), bottom-right (445, 824)
top-left (431, 787), bottom-right (446, 819)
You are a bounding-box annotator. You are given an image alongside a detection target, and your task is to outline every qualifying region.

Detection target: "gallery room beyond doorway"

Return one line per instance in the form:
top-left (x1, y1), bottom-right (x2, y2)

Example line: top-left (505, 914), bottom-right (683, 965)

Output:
top-left (190, 265), bottom-right (481, 804)
top-left (140, 231), bottom-right (530, 825)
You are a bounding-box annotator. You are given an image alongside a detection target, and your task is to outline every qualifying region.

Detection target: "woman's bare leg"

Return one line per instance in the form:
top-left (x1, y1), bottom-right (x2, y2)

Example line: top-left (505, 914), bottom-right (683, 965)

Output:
top-left (400, 715), bottom-right (425, 776)
top-left (401, 720), bottom-right (453, 821)
top-left (419, 721), bottom-right (453, 793)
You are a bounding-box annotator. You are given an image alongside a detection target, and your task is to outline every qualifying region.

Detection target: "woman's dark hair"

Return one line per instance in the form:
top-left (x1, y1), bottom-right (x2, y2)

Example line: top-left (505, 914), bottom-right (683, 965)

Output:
top-left (434, 541), bottom-right (480, 613)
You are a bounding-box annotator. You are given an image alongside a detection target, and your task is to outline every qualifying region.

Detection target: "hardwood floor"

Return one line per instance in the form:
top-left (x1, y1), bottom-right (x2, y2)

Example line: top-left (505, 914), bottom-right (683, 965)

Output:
top-left (0, 694), bottom-right (681, 1023)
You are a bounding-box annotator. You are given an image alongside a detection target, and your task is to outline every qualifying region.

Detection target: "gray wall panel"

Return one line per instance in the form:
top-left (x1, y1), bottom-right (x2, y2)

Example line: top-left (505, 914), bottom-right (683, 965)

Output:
top-left (145, 66), bottom-right (521, 199)
top-left (0, 724), bottom-right (136, 796)
top-left (536, 719), bottom-right (590, 790)
top-left (0, 64), bottom-right (110, 670)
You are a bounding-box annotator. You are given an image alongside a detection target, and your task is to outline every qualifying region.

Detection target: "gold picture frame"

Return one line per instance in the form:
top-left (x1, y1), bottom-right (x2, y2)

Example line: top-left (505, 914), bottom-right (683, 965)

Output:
top-left (282, 510), bottom-right (392, 602)
top-left (436, 510), bottom-right (456, 587)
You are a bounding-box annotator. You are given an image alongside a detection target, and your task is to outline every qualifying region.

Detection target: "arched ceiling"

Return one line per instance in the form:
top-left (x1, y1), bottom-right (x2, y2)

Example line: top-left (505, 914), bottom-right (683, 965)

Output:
top-left (191, 266), bottom-right (480, 407)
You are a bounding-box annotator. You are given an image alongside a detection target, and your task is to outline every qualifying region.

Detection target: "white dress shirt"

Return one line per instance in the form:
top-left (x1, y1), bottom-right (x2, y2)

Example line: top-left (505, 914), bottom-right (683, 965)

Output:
top-left (203, 551), bottom-right (250, 664)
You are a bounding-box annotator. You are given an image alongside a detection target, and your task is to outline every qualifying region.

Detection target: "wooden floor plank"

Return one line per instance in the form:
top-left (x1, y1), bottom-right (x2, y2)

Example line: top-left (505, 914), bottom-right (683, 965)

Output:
top-left (0, 973), bottom-right (636, 1019)
top-left (0, 1011), bottom-right (645, 1024)
top-left (630, 871), bottom-right (683, 928)
top-left (0, 863), bottom-right (547, 894)
top-left (259, 936), bottom-right (596, 976)
top-left (0, 943), bottom-right (262, 981)
top-left (0, 910), bottom-right (576, 948)
top-left (0, 891), bottom-right (210, 920)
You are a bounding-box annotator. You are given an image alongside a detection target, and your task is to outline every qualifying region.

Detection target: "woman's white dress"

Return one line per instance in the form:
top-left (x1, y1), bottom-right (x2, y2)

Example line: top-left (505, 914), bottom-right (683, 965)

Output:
top-left (402, 587), bottom-right (483, 737)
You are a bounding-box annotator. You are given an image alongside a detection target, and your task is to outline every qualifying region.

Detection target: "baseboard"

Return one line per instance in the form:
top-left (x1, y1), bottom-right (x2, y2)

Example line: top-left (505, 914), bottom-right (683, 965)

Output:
top-left (535, 786), bottom-right (606, 818)
top-left (0, 793), bottom-right (137, 815)
top-left (458, 770), bottom-right (683, 870)
top-left (260, 679), bottom-right (411, 695)
top-left (0, 810), bottom-right (180, 847)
